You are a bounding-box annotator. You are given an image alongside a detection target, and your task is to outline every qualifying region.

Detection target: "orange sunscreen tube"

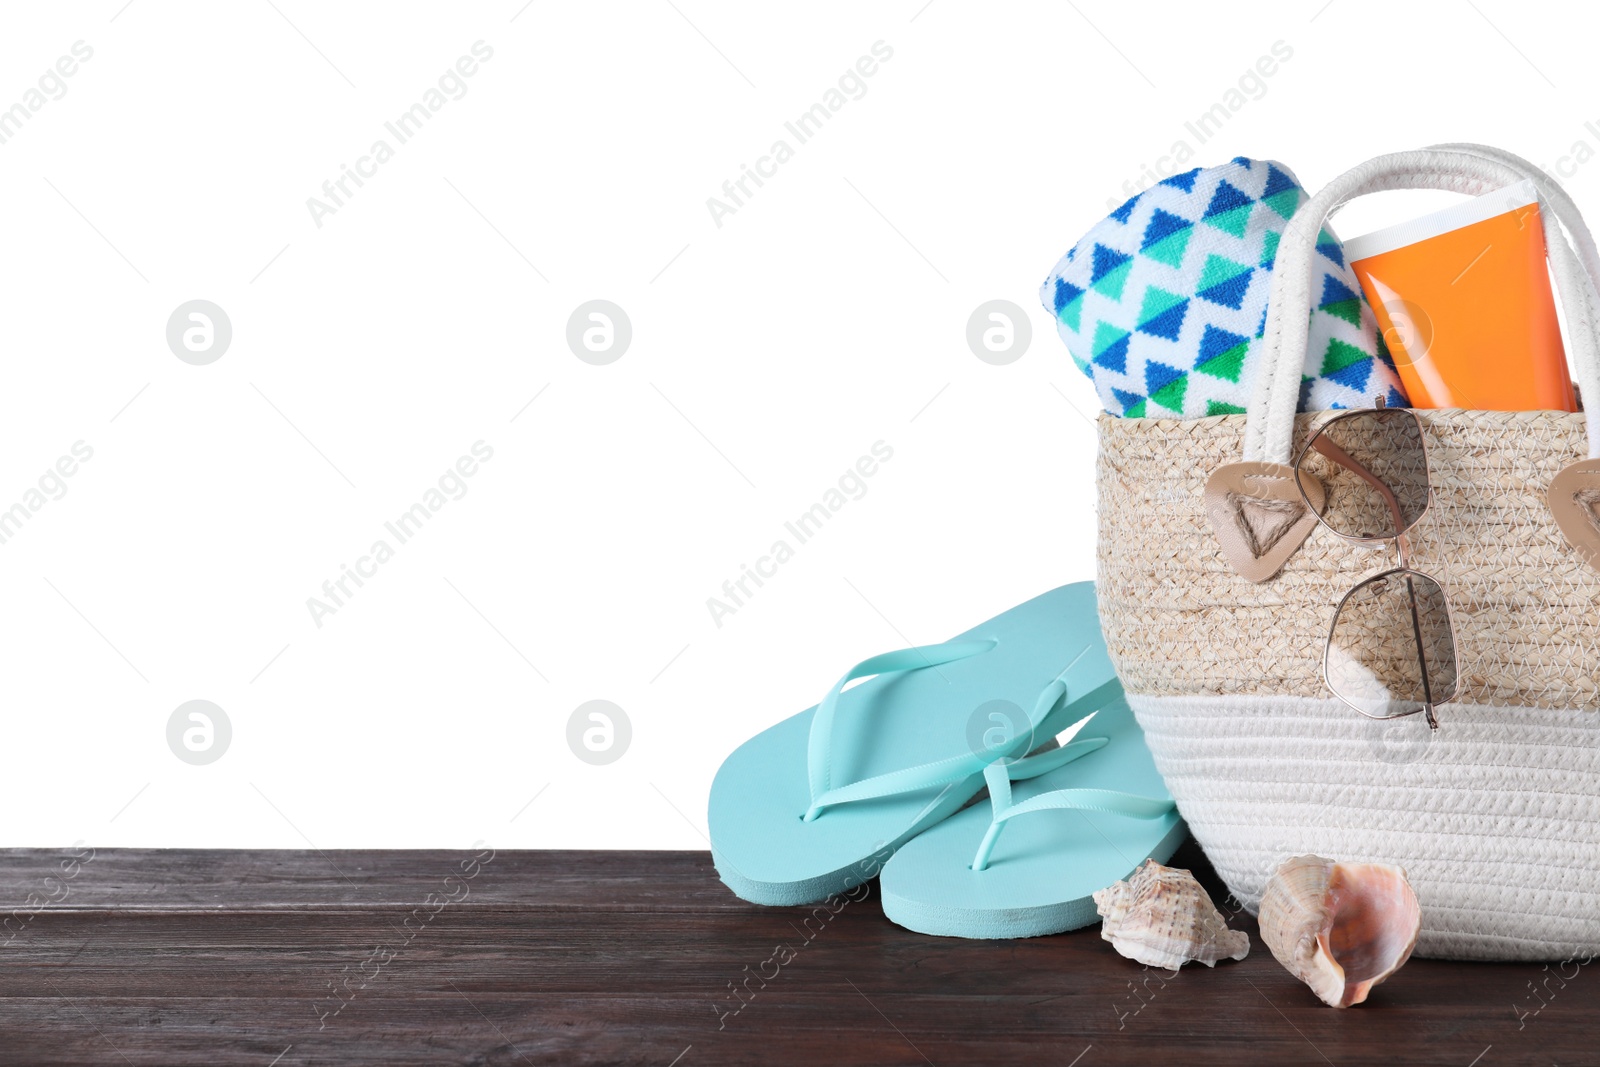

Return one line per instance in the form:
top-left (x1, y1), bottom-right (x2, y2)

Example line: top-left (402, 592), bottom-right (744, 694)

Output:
top-left (1344, 179), bottom-right (1575, 411)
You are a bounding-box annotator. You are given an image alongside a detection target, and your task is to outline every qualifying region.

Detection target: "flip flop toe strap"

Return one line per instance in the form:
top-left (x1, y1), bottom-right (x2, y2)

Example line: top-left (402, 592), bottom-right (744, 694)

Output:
top-left (803, 639), bottom-right (1090, 822)
top-left (972, 758), bottom-right (1175, 871)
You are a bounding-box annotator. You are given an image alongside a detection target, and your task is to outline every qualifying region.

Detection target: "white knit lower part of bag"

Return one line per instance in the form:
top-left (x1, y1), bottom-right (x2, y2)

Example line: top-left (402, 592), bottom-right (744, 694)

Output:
top-left (1128, 692), bottom-right (1600, 961)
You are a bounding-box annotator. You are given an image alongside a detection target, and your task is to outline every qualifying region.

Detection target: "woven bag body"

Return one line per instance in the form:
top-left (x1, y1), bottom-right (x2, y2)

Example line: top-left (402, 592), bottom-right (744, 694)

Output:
top-left (1095, 146), bottom-right (1600, 961)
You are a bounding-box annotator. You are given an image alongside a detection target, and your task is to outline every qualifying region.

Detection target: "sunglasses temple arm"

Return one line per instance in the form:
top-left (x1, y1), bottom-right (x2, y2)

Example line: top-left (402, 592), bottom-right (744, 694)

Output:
top-left (1309, 434), bottom-right (1409, 540)
top-left (1403, 573), bottom-right (1440, 730)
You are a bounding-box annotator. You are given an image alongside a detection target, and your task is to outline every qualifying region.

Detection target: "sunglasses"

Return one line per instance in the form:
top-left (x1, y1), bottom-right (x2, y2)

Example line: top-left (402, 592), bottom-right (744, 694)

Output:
top-left (1292, 400), bottom-right (1458, 730)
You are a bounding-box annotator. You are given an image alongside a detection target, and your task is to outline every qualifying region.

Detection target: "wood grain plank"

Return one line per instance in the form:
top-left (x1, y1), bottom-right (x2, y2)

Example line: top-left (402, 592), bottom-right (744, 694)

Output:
top-left (0, 848), bottom-right (735, 912)
top-left (0, 843), bottom-right (1589, 1066)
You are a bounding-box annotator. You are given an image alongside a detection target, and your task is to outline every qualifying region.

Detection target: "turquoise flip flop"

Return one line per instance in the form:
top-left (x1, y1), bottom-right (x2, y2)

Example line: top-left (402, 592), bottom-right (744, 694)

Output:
top-left (879, 692), bottom-right (1185, 939)
top-left (709, 583), bottom-right (1119, 906)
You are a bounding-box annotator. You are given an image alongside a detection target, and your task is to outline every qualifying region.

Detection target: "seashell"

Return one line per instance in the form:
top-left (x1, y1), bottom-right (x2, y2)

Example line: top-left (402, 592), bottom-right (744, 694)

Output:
top-left (1092, 859), bottom-right (1251, 969)
top-left (1258, 854), bottom-right (1421, 1008)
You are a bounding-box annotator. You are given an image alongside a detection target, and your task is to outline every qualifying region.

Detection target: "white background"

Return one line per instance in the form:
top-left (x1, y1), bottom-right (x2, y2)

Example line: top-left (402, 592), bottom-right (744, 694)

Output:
top-left (1, 0), bottom-right (1595, 849)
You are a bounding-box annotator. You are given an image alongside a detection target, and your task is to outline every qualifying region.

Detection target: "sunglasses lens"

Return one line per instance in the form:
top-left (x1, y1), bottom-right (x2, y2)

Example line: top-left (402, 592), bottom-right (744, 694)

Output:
top-left (1299, 409), bottom-right (1429, 540)
top-left (1327, 569), bottom-right (1457, 719)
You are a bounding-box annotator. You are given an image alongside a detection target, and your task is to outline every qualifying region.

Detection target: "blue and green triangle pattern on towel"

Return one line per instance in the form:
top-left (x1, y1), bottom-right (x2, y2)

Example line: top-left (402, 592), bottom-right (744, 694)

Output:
top-left (1039, 158), bottom-right (1409, 418)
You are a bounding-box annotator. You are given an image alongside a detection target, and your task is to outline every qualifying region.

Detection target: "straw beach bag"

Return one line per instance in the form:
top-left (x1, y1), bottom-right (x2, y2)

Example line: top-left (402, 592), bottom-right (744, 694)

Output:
top-left (1096, 145), bottom-right (1600, 961)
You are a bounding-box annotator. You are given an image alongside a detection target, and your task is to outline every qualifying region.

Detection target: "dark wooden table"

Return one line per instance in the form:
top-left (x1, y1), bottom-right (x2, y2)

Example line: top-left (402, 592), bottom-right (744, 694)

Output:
top-left (0, 840), bottom-right (1592, 1065)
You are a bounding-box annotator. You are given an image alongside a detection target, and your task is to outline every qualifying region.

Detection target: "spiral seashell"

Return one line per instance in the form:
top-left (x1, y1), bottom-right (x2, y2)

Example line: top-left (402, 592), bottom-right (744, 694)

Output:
top-left (1258, 854), bottom-right (1421, 1008)
top-left (1093, 859), bottom-right (1250, 969)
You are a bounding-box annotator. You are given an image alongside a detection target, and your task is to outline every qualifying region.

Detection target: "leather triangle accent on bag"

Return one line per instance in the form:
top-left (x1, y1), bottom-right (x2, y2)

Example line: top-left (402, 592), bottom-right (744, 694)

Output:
top-left (1547, 458), bottom-right (1600, 573)
top-left (1204, 461), bottom-right (1326, 583)
top-left (1229, 492), bottom-right (1304, 557)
